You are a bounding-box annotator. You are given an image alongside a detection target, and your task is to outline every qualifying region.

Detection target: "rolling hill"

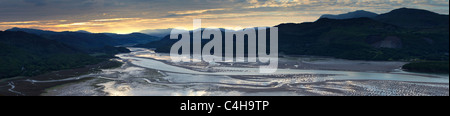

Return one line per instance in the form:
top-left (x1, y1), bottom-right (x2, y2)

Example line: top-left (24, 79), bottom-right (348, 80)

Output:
top-left (136, 8), bottom-right (449, 61)
top-left (0, 27), bottom-right (164, 79)
top-left (0, 28), bottom-right (162, 79)
top-left (6, 28), bottom-right (160, 53)
top-left (374, 8), bottom-right (449, 29)
top-left (0, 31), bottom-right (103, 78)
top-left (320, 10), bottom-right (378, 19)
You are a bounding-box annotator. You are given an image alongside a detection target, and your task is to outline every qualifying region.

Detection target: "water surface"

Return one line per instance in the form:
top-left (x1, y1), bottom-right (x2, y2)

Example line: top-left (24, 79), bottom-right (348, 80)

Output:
top-left (42, 48), bottom-right (449, 96)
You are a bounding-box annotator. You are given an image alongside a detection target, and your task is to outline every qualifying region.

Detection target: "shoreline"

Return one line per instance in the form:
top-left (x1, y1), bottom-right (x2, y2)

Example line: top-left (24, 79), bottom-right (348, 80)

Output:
top-left (43, 70), bottom-right (450, 96)
top-left (128, 47), bottom-right (410, 73)
top-left (2, 48), bottom-right (448, 96)
top-left (0, 60), bottom-right (123, 96)
top-left (140, 49), bottom-right (410, 73)
top-left (42, 61), bottom-right (449, 96)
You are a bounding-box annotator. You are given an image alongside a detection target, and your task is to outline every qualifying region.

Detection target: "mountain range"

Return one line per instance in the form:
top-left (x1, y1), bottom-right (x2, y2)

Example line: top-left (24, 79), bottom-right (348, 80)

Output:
top-left (1, 28), bottom-right (161, 79)
top-left (1, 8), bottom-right (448, 78)
top-left (6, 28), bottom-right (161, 51)
top-left (139, 28), bottom-right (177, 37)
top-left (136, 8), bottom-right (449, 61)
top-left (0, 31), bottom-right (100, 78)
top-left (320, 10), bottom-right (378, 19)
top-left (374, 8), bottom-right (449, 28)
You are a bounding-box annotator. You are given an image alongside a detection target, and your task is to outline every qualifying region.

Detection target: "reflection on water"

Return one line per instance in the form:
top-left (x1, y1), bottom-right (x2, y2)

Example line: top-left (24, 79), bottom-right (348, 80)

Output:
top-left (42, 48), bottom-right (449, 96)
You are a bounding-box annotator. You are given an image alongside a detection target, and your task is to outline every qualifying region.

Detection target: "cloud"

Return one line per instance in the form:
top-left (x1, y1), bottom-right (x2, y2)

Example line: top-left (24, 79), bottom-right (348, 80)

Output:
top-left (244, 0), bottom-right (317, 8)
top-left (168, 8), bottom-right (227, 15)
top-left (0, 0), bottom-right (448, 33)
top-left (23, 0), bottom-right (47, 6)
top-left (91, 18), bottom-right (139, 22)
top-left (0, 21), bottom-right (40, 25)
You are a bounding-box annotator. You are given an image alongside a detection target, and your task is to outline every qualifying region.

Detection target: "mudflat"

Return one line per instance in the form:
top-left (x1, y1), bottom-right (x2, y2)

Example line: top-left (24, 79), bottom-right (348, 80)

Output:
top-left (0, 61), bottom-right (122, 96)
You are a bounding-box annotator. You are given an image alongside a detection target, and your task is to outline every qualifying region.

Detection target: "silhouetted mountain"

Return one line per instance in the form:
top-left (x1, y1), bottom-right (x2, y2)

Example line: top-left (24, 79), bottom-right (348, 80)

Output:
top-left (0, 31), bottom-right (104, 78)
top-left (139, 28), bottom-right (175, 37)
top-left (7, 27), bottom-right (59, 35)
top-left (135, 28), bottom-right (208, 51)
top-left (0, 28), bottom-right (140, 79)
top-left (43, 32), bottom-right (119, 51)
top-left (136, 28), bottom-right (267, 57)
top-left (320, 10), bottom-right (378, 19)
top-left (135, 28), bottom-right (237, 52)
top-left (374, 8), bottom-right (449, 28)
top-left (104, 32), bottom-right (161, 46)
top-left (6, 28), bottom-right (159, 53)
top-left (73, 30), bottom-right (91, 33)
top-left (135, 36), bottom-right (178, 50)
top-left (0, 31), bottom-right (80, 55)
top-left (7, 28), bottom-right (115, 51)
top-left (137, 8), bottom-right (449, 61)
top-left (276, 17), bottom-right (448, 60)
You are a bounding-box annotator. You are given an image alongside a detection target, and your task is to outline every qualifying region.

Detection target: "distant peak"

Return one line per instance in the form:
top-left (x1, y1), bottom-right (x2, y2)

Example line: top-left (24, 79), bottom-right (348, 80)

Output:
top-left (7, 27), bottom-right (46, 31)
top-left (353, 10), bottom-right (370, 12)
top-left (10, 27), bottom-right (21, 29)
top-left (396, 7), bottom-right (418, 10)
top-left (374, 7), bottom-right (448, 28)
top-left (129, 32), bottom-right (146, 35)
top-left (7, 27), bottom-right (31, 30)
top-left (320, 10), bottom-right (378, 20)
top-left (316, 17), bottom-right (374, 23)
top-left (389, 7), bottom-right (438, 14)
top-left (74, 30), bottom-right (91, 33)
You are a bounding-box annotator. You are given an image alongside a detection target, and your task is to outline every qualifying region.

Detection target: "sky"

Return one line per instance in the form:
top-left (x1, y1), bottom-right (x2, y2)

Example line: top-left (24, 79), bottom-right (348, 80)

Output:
top-left (0, 0), bottom-right (449, 34)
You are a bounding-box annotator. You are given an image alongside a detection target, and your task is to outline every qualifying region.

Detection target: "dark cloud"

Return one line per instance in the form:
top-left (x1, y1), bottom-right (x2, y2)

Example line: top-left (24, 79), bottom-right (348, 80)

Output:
top-left (23, 0), bottom-right (47, 6)
top-left (0, 0), bottom-right (448, 33)
top-left (0, 0), bottom-right (446, 21)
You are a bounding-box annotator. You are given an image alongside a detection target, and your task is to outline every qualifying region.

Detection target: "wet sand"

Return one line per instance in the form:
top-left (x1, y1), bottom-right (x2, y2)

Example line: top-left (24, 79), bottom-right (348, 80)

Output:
top-left (42, 78), bottom-right (107, 96)
top-left (3, 48), bottom-right (448, 96)
top-left (133, 49), bottom-right (408, 73)
top-left (42, 48), bottom-right (441, 96)
top-left (41, 59), bottom-right (448, 96)
top-left (278, 56), bottom-right (408, 72)
top-left (225, 75), bottom-right (449, 96)
top-left (0, 60), bottom-right (122, 96)
top-left (43, 70), bottom-right (449, 96)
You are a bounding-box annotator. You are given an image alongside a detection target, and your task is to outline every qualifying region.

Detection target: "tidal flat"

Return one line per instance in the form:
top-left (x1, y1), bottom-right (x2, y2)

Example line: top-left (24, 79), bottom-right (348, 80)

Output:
top-left (39, 48), bottom-right (448, 96)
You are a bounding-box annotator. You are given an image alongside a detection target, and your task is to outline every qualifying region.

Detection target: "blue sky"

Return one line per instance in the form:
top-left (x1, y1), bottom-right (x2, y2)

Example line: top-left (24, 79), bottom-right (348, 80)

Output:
top-left (0, 0), bottom-right (448, 33)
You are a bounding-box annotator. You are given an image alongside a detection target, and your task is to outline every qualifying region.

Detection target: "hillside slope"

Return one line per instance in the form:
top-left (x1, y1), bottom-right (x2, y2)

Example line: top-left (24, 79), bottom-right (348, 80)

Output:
top-left (136, 8), bottom-right (449, 61)
top-left (0, 31), bottom-right (103, 78)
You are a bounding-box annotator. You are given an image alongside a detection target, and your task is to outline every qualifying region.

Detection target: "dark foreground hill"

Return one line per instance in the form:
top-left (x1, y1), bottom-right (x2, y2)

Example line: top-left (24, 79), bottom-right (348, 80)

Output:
top-left (374, 8), bottom-right (449, 29)
top-left (1, 27), bottom-right (163, 79)
top-left (0, 31), bottom-right (102, 78)
top-left (136, 8), bottom-right (449, 61)
top-left (320, 10), bottom-right (378, 19)
top-left (6, 28), bottom-right (160, 53)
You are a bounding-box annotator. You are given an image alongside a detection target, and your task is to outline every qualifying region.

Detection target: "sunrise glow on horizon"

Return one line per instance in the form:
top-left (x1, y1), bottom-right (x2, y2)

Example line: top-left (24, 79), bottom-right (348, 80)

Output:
top-left (1, 0), bottom-right (449, 34)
